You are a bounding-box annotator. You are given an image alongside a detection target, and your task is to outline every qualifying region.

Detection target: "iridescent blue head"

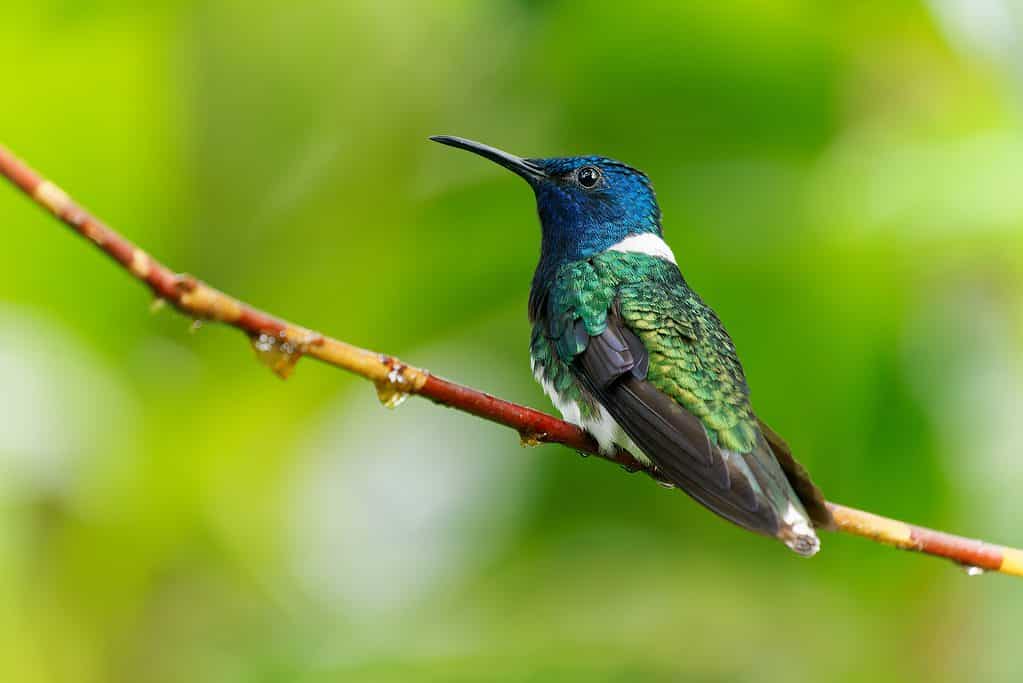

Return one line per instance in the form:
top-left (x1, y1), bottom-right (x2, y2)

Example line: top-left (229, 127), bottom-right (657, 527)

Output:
top-left (431, 136), bottom-right (662, 269)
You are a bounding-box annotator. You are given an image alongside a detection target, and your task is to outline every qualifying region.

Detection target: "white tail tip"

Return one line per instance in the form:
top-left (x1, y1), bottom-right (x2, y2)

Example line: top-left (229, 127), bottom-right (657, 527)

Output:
top-left (780, 503), bottom-right (821, 557)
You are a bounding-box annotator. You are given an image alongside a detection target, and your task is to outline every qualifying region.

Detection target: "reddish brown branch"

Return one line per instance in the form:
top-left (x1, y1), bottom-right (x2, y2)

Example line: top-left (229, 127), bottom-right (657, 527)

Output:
top-left (2, 143), bottom-right (1020, 577)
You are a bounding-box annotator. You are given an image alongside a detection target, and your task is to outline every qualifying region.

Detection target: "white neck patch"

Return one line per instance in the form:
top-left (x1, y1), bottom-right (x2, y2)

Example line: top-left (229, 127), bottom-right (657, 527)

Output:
top-left (608, 233), bottom-right (677, 264)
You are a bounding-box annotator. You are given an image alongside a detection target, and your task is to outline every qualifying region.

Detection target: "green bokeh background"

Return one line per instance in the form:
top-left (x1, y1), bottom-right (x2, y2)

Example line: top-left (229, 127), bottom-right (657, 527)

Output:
top-left (2, 2), bottom-right (1022, 681)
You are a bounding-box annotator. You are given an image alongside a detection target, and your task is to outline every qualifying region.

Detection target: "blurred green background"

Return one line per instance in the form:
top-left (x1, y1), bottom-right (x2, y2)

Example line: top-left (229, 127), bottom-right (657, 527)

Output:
top-left (2, 1), bottom-right (1022, 681)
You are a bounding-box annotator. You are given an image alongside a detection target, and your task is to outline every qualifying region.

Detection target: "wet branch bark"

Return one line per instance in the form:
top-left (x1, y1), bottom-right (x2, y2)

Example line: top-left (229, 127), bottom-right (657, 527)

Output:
top-left (2, 143), bottom-right (1020, 578)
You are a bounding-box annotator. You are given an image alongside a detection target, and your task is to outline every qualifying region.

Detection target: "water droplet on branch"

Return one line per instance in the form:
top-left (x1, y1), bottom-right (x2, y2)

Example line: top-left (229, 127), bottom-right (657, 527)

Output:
top-left (373, 361), bottom-right (412, 408)
top-left (189, 319), bottom-right (203, 334)
top-left (250, 331), bottom-right (303, 379)
top-left (374, 381), bottom-right (409, 408)
top-left (962, 565), bottom-right (985, 577)
top-left (518, 430), bottom-right (546, 448)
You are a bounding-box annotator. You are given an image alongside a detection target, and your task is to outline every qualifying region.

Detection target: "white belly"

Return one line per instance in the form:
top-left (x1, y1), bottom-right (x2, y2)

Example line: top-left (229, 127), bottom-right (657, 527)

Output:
top-left (531, 358), bottom-right (651, 466)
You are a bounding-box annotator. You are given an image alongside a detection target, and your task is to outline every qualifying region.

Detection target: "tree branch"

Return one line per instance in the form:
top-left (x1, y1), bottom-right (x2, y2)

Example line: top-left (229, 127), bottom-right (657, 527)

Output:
top-left (2, 143), bottom-right (1020, 578)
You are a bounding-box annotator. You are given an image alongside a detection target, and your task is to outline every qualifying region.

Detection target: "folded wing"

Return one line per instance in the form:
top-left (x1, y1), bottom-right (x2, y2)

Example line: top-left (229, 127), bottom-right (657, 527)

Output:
top-left (572, 312), bottom-right (789, 538)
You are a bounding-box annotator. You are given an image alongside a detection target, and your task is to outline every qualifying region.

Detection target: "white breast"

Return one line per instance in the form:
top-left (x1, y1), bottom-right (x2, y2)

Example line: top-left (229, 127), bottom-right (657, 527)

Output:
top-left (608, 233), bottom-right (677, 264)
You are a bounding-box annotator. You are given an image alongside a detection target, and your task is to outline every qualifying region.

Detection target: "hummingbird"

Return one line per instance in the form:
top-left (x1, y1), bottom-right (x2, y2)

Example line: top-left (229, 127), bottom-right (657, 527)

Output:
top-left (431, 136), bottom-right (832, 556)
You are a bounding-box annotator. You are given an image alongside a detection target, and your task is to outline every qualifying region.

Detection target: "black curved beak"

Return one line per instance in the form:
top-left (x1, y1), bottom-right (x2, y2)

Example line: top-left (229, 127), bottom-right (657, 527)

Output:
top-left (430, 135), bottom-right (546, 181)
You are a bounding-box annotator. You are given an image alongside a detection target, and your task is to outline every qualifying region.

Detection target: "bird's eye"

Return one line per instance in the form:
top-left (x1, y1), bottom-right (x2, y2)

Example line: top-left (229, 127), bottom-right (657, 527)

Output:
top-left (576, 166), bottom-right (601, 188)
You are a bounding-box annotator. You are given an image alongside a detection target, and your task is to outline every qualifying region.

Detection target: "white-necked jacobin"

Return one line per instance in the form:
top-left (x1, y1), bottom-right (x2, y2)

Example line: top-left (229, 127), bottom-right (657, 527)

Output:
top-left (432, 135), bottom-right (831, 556)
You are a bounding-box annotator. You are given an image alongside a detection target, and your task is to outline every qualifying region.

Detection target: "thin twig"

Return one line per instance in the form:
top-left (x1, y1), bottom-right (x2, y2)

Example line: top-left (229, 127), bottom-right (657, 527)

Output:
top-left (2, 143), bottom-right (1020, 578)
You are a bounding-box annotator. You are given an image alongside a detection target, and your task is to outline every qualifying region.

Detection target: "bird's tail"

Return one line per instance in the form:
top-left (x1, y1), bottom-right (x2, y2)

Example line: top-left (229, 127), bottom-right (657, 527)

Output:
top-left (756, 420), bottom-right (833, 556)
top-left (758, 420), bottom-right (834, 529)
top-left (725, 438), bottom-right (821, 557)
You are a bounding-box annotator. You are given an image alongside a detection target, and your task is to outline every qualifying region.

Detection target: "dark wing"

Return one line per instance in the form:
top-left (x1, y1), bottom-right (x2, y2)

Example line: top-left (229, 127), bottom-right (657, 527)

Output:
top-left (572, 311), bottom-right (787, 538)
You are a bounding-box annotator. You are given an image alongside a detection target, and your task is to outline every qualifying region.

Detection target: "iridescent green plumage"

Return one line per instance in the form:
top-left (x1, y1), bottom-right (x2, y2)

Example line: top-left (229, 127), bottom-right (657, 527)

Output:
top-left (532, 251), bottom-right (758, 454)
top-left (531, 250), bottom-right (830, 553)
